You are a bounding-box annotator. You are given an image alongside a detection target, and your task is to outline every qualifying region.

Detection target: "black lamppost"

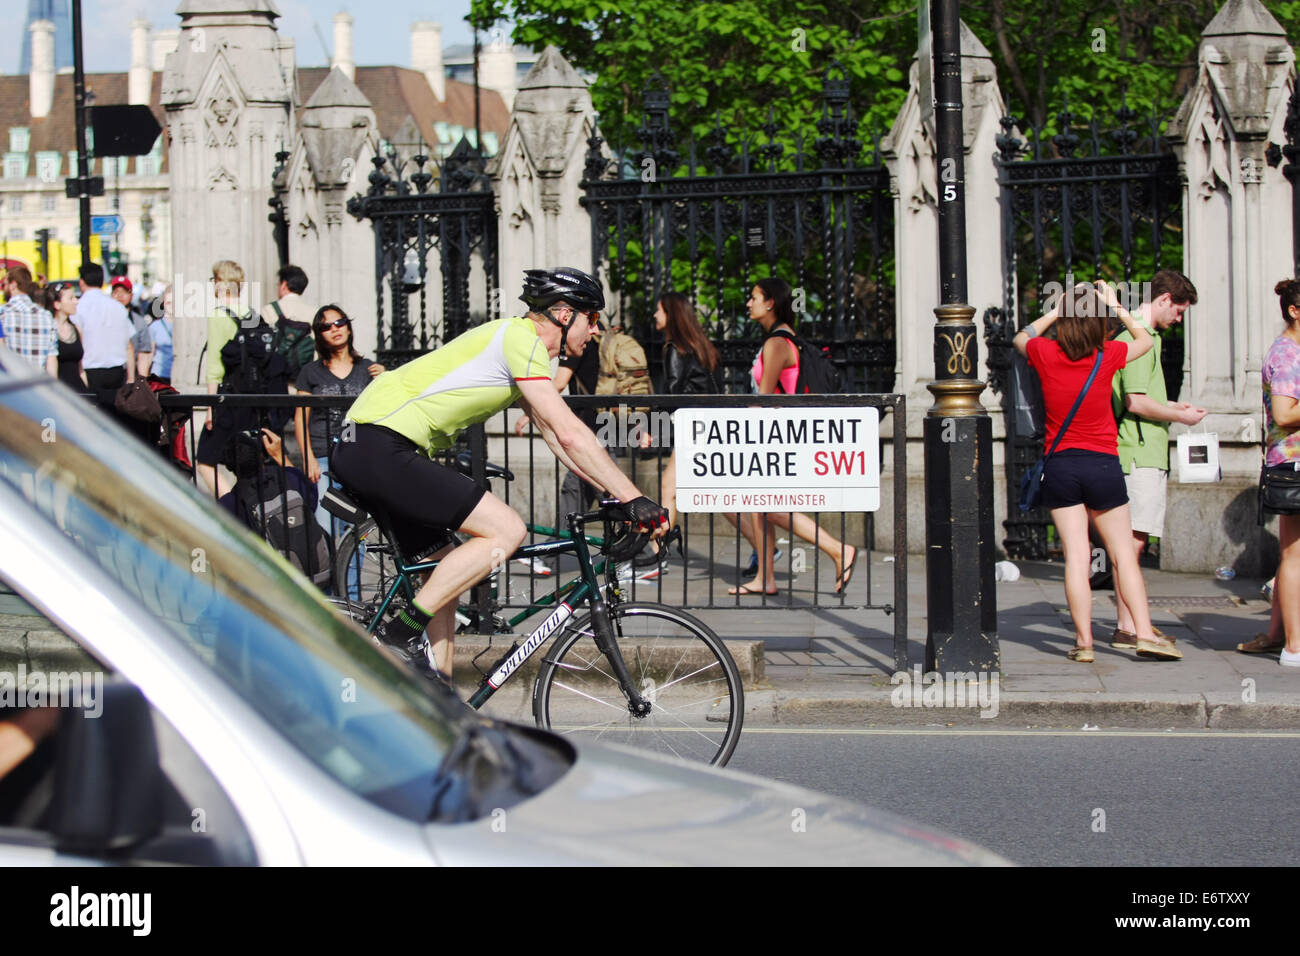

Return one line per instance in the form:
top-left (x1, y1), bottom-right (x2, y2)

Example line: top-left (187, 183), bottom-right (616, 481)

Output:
top-left (140, 200), bottom-right (153, 286)
top-left (1282, 81), bottom-right (1300, 277)
top-left (923, 0), bottom-right (1000, 672)
top-left (71, 0), bottom-right (93, 268)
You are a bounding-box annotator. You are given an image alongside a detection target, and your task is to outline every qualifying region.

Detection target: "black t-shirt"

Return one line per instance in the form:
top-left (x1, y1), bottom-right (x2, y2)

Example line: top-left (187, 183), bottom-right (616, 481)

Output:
top-left (296, 358), bottom-right (375, 458)
top-left (560, 345), bottom-right (600, 430)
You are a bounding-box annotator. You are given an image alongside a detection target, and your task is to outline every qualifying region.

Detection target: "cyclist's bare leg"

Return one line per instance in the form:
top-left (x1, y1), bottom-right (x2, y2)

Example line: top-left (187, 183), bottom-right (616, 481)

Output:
top-left (409, 543), bottom-right (460, 675)
top-left (411, 491), bottom-right (525, 664)
top-left (426, 605), bottom-right (457, 674)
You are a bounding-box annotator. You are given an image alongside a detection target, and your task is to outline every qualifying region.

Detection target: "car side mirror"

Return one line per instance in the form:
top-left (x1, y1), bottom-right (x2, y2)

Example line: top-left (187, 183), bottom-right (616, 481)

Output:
top-left (45, 680), bottom-right (164, 854)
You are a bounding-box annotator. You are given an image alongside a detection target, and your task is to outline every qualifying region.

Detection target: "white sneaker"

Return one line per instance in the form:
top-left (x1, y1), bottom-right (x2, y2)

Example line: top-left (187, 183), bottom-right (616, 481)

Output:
top-left (514, 557), bottom-right (553, 576)
top-left (1280, 647), bottom-right (1300, 667)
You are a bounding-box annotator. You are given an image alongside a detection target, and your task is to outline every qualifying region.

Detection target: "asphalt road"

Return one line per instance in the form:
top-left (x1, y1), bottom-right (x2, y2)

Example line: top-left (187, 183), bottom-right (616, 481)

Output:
top-left (726, 728), bottom-right (1299, 866)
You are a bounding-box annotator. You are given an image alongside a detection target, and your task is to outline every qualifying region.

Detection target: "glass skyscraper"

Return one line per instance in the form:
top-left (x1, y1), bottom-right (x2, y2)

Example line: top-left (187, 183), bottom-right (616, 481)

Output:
top-left (19, 0), bottom-right (74, 75)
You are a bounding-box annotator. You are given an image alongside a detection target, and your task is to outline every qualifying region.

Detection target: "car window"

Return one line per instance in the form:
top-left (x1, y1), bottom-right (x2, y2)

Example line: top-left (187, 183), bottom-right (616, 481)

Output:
top-left (0, 377), bottom-right (465, 821)
top-left (0, 582), bottom-right (258, 864)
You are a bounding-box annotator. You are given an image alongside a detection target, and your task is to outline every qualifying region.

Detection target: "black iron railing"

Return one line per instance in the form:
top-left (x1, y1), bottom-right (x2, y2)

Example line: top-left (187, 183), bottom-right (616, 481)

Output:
top-left (581, 65), bottom-right (896, 395)
top-left (159, 391), bottom-right (908, 668)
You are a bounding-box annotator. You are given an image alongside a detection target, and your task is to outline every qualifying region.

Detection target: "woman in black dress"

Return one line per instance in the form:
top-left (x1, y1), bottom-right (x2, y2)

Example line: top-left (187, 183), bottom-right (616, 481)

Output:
top-left (41, 281), bottom-right (87, 391)
top-left (654, 292), bottom-right (721, 536)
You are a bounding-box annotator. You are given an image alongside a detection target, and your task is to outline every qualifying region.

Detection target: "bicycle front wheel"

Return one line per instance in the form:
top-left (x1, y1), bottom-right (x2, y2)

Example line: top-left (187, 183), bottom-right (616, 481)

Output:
top-left (532, 602), bottom-right (743, 766)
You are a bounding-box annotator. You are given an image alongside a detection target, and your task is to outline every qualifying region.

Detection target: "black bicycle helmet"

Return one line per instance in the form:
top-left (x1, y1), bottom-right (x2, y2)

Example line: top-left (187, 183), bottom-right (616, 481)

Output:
top-left (520, 267), bottom-right (605, 334)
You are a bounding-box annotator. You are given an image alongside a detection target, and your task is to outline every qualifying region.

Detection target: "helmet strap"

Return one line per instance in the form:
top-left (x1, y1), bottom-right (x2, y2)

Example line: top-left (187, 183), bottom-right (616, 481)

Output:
top-left (545, 303), bottom-right (578, 338)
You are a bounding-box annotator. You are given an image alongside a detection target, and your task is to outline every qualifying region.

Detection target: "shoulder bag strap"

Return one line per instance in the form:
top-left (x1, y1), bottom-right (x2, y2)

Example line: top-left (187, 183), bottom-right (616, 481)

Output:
top-left (1045, 350), bottom-right (1104, 460)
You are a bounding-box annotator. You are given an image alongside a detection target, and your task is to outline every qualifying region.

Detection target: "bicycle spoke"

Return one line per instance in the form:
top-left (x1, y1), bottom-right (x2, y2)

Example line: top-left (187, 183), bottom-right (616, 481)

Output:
top-left (549, 680), bottom-right (626, 713)
top-left (654, 659), bottom-right (722, 694)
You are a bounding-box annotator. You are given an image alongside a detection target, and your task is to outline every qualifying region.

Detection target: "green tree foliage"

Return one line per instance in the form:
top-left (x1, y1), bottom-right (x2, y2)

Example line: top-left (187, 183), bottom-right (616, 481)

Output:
top-left (468, 0), bottom-right (918, 164)
top-left (472, 0), bottom-right (1300, 151)
top-left (967, 1), bottom-right (1300, 134)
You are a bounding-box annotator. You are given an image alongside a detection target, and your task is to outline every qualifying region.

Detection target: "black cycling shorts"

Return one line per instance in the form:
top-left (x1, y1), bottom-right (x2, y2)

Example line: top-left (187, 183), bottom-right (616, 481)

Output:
top-left (1040, 449), bottom-right (1129, 512)
top-left (331, 424), bottom-right (487, 559)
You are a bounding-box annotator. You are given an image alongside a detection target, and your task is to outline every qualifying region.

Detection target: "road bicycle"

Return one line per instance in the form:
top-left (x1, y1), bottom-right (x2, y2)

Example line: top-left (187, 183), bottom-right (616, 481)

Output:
top-left (329, 456), bottom-right (623, 634)
top-left (323, 484), bottom-right (745, 766)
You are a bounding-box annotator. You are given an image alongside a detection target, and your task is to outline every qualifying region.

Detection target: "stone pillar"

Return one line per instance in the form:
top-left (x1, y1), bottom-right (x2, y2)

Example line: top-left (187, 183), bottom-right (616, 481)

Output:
top-left (162, 0), bottom-right (294, 388)
top-left (289, 67), bottom-right (378, 349)
top-left (332, 12), bottom-right (355, 82)
top-left (411, 21), bottom-right (446, 103)
top-left (492, 46), bottom-right (596, 311)
top-left (1165, 0), bottom-right (1295, 574)
top-left (129, 19), bottom-right (152, 106)
top-left (152, 29), bottom-right (180, 71)
top-left (29, 20), bottom-right (55, 120)
top-left (879, 21), bottom-right (1007, 552)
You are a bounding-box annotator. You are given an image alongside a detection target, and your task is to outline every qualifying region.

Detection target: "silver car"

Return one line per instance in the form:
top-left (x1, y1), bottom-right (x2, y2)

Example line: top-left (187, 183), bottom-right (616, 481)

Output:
top-left (0, 356), bottom-right (1004, 865)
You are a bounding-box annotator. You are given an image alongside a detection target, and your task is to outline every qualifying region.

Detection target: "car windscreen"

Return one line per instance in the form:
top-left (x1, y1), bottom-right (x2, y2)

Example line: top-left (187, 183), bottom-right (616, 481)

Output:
top-left (0, 376), bottom-right (470, 821)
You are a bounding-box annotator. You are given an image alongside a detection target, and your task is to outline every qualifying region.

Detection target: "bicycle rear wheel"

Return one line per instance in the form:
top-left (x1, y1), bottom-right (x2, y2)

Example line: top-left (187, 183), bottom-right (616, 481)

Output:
top-left (532, 602), bottom-right (743, 766)
top-left (332, 518), bottom-right (400, 605)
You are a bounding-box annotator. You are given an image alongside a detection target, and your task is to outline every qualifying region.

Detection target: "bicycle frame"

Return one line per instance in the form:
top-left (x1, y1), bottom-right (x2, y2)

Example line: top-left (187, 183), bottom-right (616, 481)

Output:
top-left (361, 511), bottom-right (650, 716)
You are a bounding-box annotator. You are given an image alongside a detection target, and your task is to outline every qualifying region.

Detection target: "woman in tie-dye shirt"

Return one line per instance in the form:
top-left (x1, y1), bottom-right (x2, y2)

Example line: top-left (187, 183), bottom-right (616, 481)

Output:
top-left (1255, 279), bottom-right (1300, 666)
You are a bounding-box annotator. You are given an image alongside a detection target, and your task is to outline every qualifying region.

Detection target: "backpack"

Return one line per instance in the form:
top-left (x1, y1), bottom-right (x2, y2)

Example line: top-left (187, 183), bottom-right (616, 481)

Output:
top-left (595, 331), bottom-right (651, 410)
top-left (217, 306), bottom-right (291, 431)
top-left (766, 328), bottom-right (844, 393)
top-left (235, 468), bottom-right (331, 589)
top-left (596, 330), bottom-right (651, 396)
top-left (269, 301), bottom-right (317, 379)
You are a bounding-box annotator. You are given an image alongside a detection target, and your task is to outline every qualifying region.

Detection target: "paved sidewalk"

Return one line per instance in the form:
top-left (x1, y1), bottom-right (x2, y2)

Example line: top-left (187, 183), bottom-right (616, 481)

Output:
top-left (661, 553), bottom-right (1300, 729)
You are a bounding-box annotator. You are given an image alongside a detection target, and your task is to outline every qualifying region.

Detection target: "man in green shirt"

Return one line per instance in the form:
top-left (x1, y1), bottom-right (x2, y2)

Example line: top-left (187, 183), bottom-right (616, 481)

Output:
top-left (1110, 270), bottom-right (1207, 647)
top-left (332, 267), bottom-right (668, 682)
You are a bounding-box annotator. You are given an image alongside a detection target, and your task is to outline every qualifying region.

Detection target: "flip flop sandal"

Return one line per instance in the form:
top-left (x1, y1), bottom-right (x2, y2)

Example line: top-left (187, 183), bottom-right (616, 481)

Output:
top-left (834, 549), bottom-right (859, 594)
top-left (728, 584), bottom-right (777, 596)
top-left (1067, 646), bottom-right (1095, 663)
top-left (1237, 632), bottom-right (1285, 654)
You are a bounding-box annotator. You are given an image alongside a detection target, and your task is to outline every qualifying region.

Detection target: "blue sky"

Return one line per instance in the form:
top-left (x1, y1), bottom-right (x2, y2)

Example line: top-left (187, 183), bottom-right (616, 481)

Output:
top-left (7, 0), bottom-right (500, 75)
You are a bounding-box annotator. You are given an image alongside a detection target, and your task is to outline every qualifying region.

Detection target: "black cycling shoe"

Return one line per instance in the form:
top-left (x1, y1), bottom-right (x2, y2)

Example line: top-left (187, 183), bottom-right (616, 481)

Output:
top-left (374, 618), bottom-right (439, 680)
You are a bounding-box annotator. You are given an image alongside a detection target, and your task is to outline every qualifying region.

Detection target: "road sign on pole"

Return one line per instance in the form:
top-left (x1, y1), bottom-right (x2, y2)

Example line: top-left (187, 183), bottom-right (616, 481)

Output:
top-left (90, 215), bottom-right (123, 236)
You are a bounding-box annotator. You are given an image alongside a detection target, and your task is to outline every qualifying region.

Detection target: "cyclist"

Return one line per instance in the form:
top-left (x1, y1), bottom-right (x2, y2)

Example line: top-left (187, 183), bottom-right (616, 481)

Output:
top-left (332, 267), bottom-right (670, 683)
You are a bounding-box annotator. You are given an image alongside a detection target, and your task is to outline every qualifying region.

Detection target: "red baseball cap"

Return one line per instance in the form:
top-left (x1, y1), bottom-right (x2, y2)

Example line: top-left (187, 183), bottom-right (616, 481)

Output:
top-left (111, 276), bottom-right (132, 294)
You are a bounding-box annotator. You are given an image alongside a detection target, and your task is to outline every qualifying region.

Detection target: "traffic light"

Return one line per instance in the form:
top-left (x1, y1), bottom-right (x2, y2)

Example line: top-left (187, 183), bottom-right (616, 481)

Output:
top-left (34, 228), bottom-right (50, 280)
top-left (106, 249), bottom-right (128, 278)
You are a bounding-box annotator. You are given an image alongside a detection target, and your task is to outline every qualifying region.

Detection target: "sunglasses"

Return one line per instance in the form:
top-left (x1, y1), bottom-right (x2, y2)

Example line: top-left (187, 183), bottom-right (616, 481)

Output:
top-left (316, 318), bottom-right (350, 330)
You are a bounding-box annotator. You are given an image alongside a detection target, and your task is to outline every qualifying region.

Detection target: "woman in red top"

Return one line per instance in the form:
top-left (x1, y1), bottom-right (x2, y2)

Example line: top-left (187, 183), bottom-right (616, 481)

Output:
top-left (1014, 281), bottom-right (1179, 662)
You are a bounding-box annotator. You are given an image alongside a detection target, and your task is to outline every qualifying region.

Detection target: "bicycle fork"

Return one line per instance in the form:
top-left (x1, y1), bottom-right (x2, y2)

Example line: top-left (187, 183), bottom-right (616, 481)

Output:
top-left (587, 597), bottom-right (651, 718)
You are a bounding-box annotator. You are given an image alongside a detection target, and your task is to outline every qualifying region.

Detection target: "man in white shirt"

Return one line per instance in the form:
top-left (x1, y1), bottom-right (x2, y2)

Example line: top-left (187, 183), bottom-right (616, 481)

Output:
top-left (261, 264), bottom-right (314, 327)
top-left (76, 262), bottom-right (136, 401)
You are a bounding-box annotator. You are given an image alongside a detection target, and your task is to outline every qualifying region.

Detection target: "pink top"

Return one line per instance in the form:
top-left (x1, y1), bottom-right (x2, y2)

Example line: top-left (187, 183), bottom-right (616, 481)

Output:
top-left (752, 335), bottom-right (799, 394)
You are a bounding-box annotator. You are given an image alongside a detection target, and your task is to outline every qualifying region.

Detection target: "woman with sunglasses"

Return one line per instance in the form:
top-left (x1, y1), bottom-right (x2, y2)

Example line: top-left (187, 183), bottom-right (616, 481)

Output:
top-left (40, 281), bottom-right (88, 391)
top-left (293, 305), bottom-right (384, 536)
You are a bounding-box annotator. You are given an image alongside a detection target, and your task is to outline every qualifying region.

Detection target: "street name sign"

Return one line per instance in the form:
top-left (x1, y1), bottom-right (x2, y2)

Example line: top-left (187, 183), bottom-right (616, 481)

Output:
top-left (673, 407), bottom-right (880, 512)
top-left (90, 215), bottom-right (123, 236)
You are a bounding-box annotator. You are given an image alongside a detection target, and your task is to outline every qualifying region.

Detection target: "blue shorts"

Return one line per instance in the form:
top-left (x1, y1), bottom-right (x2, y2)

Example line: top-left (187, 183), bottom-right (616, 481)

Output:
top-left (1041, 449), bottom-right (1129, 511)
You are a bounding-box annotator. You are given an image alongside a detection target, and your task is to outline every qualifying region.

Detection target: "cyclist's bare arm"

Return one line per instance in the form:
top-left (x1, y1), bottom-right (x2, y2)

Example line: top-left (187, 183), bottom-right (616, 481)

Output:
top-left (517, 377), bottom-right (640, 502)
top-left (513, 365), bottom-right (573, 435)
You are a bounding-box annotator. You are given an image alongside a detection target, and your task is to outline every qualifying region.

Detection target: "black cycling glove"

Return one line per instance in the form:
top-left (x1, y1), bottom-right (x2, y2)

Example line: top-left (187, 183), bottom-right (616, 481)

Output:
top-left (623, 495), bottom-right (669, 530)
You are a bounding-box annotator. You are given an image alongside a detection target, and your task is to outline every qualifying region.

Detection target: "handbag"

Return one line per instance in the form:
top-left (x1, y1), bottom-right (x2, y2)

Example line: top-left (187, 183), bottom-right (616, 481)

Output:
top-left (1010, 351), bottom-right (1045, 439)
top-left (1259, 461), bottom-right (1300, 519)
top-left (114, 379), bottom-right (162, 423)
top-left (1018, 350), bottom-right (1103, 513)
